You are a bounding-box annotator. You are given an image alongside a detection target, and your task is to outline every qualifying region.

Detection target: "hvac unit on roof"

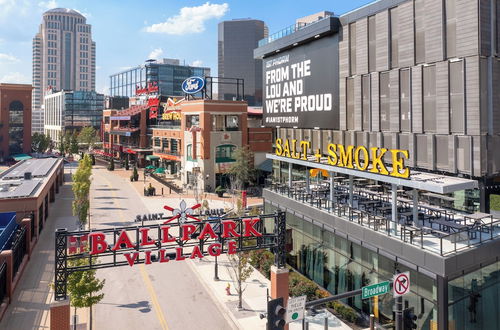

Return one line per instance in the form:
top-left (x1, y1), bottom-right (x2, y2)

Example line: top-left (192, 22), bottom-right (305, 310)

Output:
top-left (24, 172), bottom-right (32, 180)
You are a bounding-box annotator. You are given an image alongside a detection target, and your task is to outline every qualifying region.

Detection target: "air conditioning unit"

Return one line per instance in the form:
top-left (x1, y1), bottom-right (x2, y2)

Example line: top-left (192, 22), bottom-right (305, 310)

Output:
top-left (24, 172), bottom-right (32, 180)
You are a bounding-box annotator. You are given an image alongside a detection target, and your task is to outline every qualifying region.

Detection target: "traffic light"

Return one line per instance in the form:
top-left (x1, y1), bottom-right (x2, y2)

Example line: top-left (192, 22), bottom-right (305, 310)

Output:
top-left (403, 306), bottom-right (417, 329)
top-left (267, 297), bottom-right (286, 330)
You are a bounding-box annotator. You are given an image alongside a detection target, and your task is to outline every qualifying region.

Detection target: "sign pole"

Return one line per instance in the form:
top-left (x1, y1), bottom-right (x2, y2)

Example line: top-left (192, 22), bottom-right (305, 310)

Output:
top-left (395, 295), bottom-right (403, 330)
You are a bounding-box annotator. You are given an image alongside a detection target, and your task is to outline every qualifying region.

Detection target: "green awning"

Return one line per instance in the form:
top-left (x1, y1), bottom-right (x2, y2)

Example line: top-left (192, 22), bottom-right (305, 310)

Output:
top-left (12, 154), bottom-right (32, 161)
top-left (146, 155), bottom-right (160, 161)
top-left (257, 159), bottom-right (273, 172)
top-left (154, 167), bottom-right (166, 174)
top-left (145, 165), bottom-right (156, 170)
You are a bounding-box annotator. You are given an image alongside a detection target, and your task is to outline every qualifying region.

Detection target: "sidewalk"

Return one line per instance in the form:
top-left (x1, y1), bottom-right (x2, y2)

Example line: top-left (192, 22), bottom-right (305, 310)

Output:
top-left (186, 255), bottom-right (352, 330)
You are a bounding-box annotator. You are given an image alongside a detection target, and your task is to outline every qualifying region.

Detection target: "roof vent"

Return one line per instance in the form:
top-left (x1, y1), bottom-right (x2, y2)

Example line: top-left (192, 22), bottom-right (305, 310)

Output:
top-left (24, 172), bottom-right (32, 180)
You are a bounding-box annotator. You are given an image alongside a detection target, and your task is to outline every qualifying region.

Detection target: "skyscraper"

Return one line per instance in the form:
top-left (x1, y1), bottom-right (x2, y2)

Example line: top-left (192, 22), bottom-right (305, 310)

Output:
top-left (218, 19), bottom-right (267, 106)
top-left (32, 8), bottom-right (96, 134)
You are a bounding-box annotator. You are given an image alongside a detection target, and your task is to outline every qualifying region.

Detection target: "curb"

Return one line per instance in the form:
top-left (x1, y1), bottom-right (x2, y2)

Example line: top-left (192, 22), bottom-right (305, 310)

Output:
top-left (186, 259), bottom-right (242, 330)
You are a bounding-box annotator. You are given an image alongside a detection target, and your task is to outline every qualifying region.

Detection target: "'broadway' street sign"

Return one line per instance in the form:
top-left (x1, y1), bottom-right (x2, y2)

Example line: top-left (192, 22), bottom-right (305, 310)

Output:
top-left (362, 281), bottom-right (390, 299)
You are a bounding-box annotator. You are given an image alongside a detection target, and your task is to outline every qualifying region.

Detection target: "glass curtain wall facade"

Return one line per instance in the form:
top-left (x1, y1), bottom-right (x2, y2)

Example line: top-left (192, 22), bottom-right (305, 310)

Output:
top-left (8, 101), bottom-right (24, 155)
top-left (64, 91), bottom-right (104, 129)
top-left (109, 62), bottom-right (210, 97)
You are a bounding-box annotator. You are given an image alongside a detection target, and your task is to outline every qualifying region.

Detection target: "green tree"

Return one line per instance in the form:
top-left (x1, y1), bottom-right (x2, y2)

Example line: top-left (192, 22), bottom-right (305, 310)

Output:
top-left (64, 132), bottom-right (72, 156)
top-left (67, 256), bottom-right (105, 330)
top-left (227, 252), bottom-right (253, 310)
top-left (72, 154), bottom-right (92, 228)
top-left (227, 146), bottom-right (256, 191)
top-left (70, 132), bottom-right (79, 155)
top-left (78, 127), bottom-right (99, 151)
top-left (31, 133), bottom-right (51, 153)
top-left (58, 132), bottom-right (65, 155)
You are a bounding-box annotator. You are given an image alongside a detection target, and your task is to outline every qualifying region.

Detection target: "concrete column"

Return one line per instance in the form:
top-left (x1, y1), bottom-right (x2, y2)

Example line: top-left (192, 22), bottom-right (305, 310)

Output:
top-left (50, 298), bottom-right (71, 330)
top-left (392, 184), bottom-right (398, 235)
top-left (413, 189), bottom-right (419, 227)
top-left (0, 251), bottom-right (13, 300)
top-left (21, 218), bottom-right (32, 259)
top-left (288, 163), bottom-right (292, 188)
top-left (349, 175), bottom-right (354, 207)
top-left (306, 168), bottom-right (310, 194)
top-left (270, 265), bottom-right (289, 305)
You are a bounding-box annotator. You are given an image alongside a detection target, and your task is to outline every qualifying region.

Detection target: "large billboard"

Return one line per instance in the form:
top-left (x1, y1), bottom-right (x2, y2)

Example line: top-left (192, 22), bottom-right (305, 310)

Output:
top-left (262, 35), bottom-right (339, 129)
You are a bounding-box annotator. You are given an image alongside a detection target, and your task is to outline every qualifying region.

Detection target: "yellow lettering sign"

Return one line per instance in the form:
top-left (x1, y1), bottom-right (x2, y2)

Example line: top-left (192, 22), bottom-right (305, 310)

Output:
top-left (354, 146), bottom-right (369, 171)
top-left (337, 145), bottom-right (354, 169)
top-left (275, 138), bottom-right (283, 156)
top-left (390, 149), bottom-right (410, 178)
top-left (369, 147), bottom-right (389, 175)
top-left (327, 143), bottom-right (337, 165)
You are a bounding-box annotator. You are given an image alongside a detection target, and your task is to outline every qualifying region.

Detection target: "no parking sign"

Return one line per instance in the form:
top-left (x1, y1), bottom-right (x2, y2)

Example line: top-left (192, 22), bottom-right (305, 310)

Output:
top-left (393, 272), bottom-right (410, 297)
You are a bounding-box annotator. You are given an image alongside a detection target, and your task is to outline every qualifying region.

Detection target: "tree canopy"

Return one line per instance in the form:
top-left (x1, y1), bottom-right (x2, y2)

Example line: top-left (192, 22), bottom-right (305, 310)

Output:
top-left (227, 146), bottom-right (256, 190)
top-left (78, 127), bottom-right (99, 150)
top-left (32, 133), bottom-right (51, 153)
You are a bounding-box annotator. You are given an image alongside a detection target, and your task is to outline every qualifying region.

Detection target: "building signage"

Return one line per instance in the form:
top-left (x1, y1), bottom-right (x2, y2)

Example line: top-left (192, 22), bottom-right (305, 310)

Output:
top-left (136, 81), bottom-right (159, 95)
top-left (162, 111), bottom-right (181, 121)
top-left (162, 97), bottom-right (184, 111)
top-left (285, 295), bottom-right (307, 323)
top-left (262, 36), bottom-right (338, 129)
top-left (134, 208), bottom-right (227, 223)
top-left (182, 77), bottom-right (205, 94)
top-left (362, 281), bottom-right (390, 299)
top-left (86, 200), bottom-right (263, 266)
top-left (393, 272), bottom-right (410, 297)
top-left (275, 138), bottom-right (410, 178)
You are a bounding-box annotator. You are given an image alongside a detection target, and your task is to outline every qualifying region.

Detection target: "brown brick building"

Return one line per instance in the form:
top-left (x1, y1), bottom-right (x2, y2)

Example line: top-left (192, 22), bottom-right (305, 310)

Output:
top-left (0, 84), bottom-right (33, 159)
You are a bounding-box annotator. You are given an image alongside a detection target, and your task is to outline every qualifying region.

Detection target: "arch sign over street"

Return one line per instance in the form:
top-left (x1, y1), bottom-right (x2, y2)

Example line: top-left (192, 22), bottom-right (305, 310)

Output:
top-left (54, 201), bottom-right (287, 301)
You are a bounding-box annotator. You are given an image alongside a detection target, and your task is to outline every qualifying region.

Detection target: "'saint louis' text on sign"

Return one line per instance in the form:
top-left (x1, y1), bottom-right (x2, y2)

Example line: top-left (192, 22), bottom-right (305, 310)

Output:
top-left (275, 138), bottom-right (410, 179)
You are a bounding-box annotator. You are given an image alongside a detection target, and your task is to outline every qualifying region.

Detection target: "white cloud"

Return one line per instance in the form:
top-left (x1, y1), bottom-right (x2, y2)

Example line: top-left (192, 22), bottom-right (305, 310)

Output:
top-left (191, 60), bottom-right (203, 67)
top-left (118, 66), bottom-right (132, 71)
top-left (0, 53), bottom-right (20, 62)
top-left (0, 72), bottom-right (30, 84)
top-left (38, 0), bottom-right (58, 11)
top-left (96, 66), bottom-right (101, 70)
top-left (148, 48), bottom-right (164, 60)
top-left (0, 0), bottom-right (17, 17)
top-left (145, 2), bottom-right (228, 35)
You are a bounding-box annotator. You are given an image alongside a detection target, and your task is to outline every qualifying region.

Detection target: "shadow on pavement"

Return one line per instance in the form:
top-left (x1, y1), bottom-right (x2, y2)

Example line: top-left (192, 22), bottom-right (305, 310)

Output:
top-left (94, 196), bottom-right (127, 200)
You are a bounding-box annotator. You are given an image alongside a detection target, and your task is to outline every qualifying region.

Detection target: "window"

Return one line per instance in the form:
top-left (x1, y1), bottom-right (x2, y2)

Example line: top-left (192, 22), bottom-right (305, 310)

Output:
top-left (362, 75), bottom-right (371, 130)
top-left (450, 60), bottom-right (464, 133)
top-left (400, 69), bottom-right (411, 132)
top-left (389, 7), bottom-right (398, 68)
top-left (9, 101), bottom-right (24, 154)
top-left (379, 72), bottom-right (390, 131)
top-left (186, 115), bottom-right (199, 129)
top-left (415, 0), bottom-right (425, 63)
top-left (215, 144), bottom-right (236, 163)
top-left (423, 65), bottom-right (436, 133)
top-left (346, 78), bottom-right (355, 130)
top-left (186, 144), bottom-right (193, 161)
top-left (368, 16), bottom-right (376, 72)
top-left (349, 23), bottom-right (356, 75)
top-left (226, 115), bottom-right (239, 131)
top-left (446, 0), bottom-right (457, 58)
top-left (212, 115), bottom-right (224, 131)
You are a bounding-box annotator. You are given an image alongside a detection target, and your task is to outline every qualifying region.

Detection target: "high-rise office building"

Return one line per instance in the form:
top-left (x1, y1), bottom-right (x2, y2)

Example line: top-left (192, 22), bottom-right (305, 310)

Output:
top-left (218, 19), bottom-right (267, 106)
top-left (32, 8), bottom-right (96, 134)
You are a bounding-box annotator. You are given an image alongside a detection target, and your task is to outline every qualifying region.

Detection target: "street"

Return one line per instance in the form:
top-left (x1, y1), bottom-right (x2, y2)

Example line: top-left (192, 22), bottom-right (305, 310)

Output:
top-left (90, 165), bottom-right (236, 330)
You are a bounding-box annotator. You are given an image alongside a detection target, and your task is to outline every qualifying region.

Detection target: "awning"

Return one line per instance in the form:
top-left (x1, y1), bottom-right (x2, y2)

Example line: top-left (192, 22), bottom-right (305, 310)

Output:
top-left (12, 154), bottom-right (32, 161)
top-left (257, 159), bottom-right (273, 172)
top-left (146, 155), bottom-right (160, 161)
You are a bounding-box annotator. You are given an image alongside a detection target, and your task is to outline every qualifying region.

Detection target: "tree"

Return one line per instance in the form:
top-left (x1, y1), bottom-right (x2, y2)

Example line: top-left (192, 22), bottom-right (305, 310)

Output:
top-left (72, 154), bottom-right (92, 228)
top-left (64, 132), bottom-right (72, 156)
top-left (58, 132), bottom-right (65, 156)
top-left (32, 133), bottom-right (51, 153)
top-left (70, 132), bottom-right (79, 155)
top-left (227, 146), bottom-right (256, 191)
top-left (67, 256), bottom-right (105, 330)
top-left (227, 252), bottom-right (253, 310)
top-left (78, 127), bottom-right (99, 151)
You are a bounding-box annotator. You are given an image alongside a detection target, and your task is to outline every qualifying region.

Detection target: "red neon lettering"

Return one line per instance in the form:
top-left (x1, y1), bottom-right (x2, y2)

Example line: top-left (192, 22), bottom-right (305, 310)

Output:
top-left (190, 246), bottom-right (204, 259)
top-left (112, 230), bottom-right (135, 251)
top-left (228, 240), bottom-right (237, 255)
top-left (124, 252), bottom-right (139, 266)
top-left (243, 218), bottom-right (262, 237)
top-left (159, 249), bottom-right (170, 263)
top-left (160, 226), bottom-right (176, 243)
top-left (175, 247), bottom-right (186, 261)
top-left (89, 233), bottom-right (107, 255)
top-left (181, 224), bottom-right (196, 241)
top-left (140, 228), bottom-right (156, 246)
top-left (208, 243), bottom-right (221, 256)
top-left (199, 223), bottom-right (217, 240)
top-left (222, 221), bottom-right (240, 238)
top-left (144, 250), bottom-right (152, 265)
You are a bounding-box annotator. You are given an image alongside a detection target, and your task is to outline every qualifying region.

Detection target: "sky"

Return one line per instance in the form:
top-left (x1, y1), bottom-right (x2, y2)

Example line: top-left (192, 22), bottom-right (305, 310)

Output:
top-left (0, 0), bottom-right (372, 95)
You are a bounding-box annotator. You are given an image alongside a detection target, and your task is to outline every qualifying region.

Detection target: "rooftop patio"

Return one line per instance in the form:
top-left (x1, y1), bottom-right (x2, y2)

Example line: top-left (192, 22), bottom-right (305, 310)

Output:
top-left (266, 154), bottom-right (500, 257)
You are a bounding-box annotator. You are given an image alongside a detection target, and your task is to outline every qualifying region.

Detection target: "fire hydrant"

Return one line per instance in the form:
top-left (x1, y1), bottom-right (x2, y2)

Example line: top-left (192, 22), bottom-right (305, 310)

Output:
top-left (226, 283), bottom-right (231, 296)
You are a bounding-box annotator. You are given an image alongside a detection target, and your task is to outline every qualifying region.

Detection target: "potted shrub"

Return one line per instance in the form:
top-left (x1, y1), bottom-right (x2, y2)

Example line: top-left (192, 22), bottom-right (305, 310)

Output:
top-left (132, 166), bottom-right (139, 181)
top-left (215, 186), bottom-right (226, 197)
top-left (108, 158), bottom-right (115, 171)
top-left (125, 158), bottom-right (129, 170)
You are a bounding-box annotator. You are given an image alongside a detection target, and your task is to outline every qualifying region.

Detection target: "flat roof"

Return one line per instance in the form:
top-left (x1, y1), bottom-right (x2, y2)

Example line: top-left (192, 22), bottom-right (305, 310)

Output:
top-left (267, 154), bottom-right (478, 194)
top-left (0, 158), bottom-right (62, 199)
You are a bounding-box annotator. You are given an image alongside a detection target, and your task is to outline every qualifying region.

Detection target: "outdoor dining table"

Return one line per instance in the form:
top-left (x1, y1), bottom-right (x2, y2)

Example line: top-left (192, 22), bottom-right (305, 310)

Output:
top-left (462, 212), bottom-right (493, 225)
top-left (422, 192), bottom-right (455, 207)
top-left (421, 204), bottom-right (454, 221)
top-left (358, 200), bottom-right (380, 212)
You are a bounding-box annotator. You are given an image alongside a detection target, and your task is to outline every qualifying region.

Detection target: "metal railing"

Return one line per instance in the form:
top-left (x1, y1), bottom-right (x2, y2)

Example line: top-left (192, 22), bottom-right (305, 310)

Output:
top-left (266, 182), bottom-right (500, 256)
top-left (11, 226), bottom-right (26, 278)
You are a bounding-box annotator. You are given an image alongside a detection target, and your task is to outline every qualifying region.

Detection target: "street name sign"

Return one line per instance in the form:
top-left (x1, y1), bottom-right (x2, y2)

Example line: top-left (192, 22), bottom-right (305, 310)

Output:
top-left (393, 272), bottom-right (410, 297)
top-left (361, 281), bottom-right (390, 299)
top-left (286, 295), bottom-right (307, 323)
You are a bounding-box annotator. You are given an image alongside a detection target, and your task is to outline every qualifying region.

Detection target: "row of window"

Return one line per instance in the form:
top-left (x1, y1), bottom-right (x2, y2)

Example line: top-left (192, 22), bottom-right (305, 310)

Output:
top-left (346, 60), bottom-right (465, 134)
top-left (47, 72), bottom-right (57, 78)
top-left (48, 33), bottom-right (57, 41)
top-left (48, 41), bottom-right (57, 48)
top-left (77, 26), bottom-right (90, 33)
top-left (80, 81), bottom-right (88, 87)
top-left (79, 37), bottom-right (89, 44)
top-left (80, 59), bottom-right (89, 65)
top-left (79, 74), bottom-right (88, 80)
top-left (80, 52), bottom-right (88, 58)
top-left (48, 49), bottom-right (57, 55)
top-left (48, 56), bottom-right (57, 63)
top-left (80, 66), bottom-right (89, 72)
top-left (47, 79), bottom-right (56, 87)
top-left (80, 44), bottom-right (89, 51)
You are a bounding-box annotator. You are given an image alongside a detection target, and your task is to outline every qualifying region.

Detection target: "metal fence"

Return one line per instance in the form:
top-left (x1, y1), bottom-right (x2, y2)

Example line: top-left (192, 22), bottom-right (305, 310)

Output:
top-left (11, 227), bottom-right (26, 278)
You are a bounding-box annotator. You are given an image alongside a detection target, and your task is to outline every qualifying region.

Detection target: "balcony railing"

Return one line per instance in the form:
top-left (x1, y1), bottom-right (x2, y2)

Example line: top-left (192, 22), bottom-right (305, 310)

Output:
top-left (266, 180), bottom-right (500, 257)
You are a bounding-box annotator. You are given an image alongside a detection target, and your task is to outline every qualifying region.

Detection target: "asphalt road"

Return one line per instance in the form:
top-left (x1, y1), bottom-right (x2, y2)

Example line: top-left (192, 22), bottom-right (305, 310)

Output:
top-left (91, 165), bottom-right (235, 330)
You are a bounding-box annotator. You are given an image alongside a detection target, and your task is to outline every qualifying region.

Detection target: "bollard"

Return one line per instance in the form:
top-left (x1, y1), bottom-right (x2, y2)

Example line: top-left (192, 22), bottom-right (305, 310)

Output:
top-left (324, 312), bottom-right (328, 330)
top-left (226, 283), bottom-right (231, 295)
top-left (370, 314), bottom-right (375, 330)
